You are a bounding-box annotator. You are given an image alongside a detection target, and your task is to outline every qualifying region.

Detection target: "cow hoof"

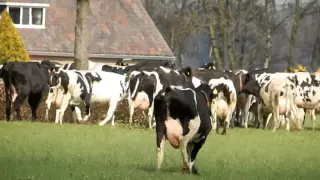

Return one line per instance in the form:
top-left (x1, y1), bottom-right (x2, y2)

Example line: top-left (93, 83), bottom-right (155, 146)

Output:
top-left (192, 166), bottom-right (199, 175)
top-left (98, 123), bottom-right (104, 126)
top-left (182, 167), bottom-right (189, 174)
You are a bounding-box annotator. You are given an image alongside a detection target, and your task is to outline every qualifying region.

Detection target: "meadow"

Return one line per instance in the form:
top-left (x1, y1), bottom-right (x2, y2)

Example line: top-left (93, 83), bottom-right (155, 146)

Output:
top-left (1, 118), bottom-right (320, 180)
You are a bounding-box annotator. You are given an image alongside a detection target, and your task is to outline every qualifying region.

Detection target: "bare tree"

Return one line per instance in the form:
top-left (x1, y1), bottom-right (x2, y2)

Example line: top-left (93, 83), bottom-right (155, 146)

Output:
top-left (288, 0), bottom-right (301, 68)
top-left (74, 0), bottom-right (90, 70)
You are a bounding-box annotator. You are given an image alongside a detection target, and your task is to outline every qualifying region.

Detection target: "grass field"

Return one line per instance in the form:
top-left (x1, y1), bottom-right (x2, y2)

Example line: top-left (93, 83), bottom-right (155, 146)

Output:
top-left (1, 119), bottom-right (320, 180)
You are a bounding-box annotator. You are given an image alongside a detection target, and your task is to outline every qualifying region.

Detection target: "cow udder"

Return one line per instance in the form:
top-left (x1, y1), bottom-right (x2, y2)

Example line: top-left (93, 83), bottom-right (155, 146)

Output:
top-left (165, 118), bottom-right (183, 149)
top-left (134, 92), bottom-right (150, 110)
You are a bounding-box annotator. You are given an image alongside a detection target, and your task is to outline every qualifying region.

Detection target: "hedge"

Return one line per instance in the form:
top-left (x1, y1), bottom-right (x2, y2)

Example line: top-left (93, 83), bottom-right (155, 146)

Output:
top-left (0, 83), bottom-right (148, 127)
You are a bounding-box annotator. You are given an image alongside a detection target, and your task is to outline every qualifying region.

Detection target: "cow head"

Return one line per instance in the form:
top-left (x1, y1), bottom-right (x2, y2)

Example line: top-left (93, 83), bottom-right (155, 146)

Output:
top-left (85, 72), bottom-right (102, 85)
top-left (57, 71), bottom-right (69, 94)
top-left (241, 77), bottom-right (260, 97)
top-left (196, 83), bottom-right (214, 108)
top-left (199, 62), bottom-right (216, 70)
top-left (40, 60), bottom-right (56, 73)
top-left (179, 66), bottom-right (197, 88)
top-left (129, 71), bottom-right (156, 100)
top-left (210, 83), bottom-right (232, 105)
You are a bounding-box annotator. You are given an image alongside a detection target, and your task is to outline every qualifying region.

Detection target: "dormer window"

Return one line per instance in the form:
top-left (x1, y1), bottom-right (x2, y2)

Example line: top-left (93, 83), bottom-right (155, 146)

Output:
top-left (0, 2), bottom-right (49, 29)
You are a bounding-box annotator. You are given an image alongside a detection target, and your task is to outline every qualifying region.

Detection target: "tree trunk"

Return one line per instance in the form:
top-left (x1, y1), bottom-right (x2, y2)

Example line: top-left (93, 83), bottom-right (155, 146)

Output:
top-left (74, 0), bottom-right (90, 70)
top-left (288, 0), bottom-right (301, 68)
top-left (218, 0), bottom-right (236, 70)
top-left (203, 0), bottom-right (221, 69)
top-left (237, 0), bottom-right (244, 68)
top-left (209, 18), bottom-right (222, 70)
top-left (263, 0), bottom-right (271, 68)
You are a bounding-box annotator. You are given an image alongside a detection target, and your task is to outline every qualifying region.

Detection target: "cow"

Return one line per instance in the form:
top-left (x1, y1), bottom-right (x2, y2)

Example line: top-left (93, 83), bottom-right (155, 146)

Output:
top-left (242, 74), bottom-right (301, 131)
top-left (1, 61), bottom-right (55, 121)
top-left (247, 72), bottom-right (320, 130)
top-left (45, 60), bottom-right (176, 123)
top-left (154, 82), bottom-right (213, 175)
top-left (48, 70), bottom-right (127, 125)
top-left (44, 61), bottom-right (109, 121)
top-left (198, 62), bottom-right (215, 70)
top-left (209, 78), bottom-right (237, 135)
top-left (190, 69), bottom-right (241, 128)
top-left (126, 66), bottom-right (197, 129)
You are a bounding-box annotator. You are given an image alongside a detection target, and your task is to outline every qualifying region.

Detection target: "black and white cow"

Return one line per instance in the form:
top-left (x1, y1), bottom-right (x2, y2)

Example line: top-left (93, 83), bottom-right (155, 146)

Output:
top-left (126, 66), bottom-right (197, 129)
top-left (49, 70), bottom-right (127, 125)
top-left (197, 62), bottom-right (215, 70)
top-left (154, 82), bottom-right (213, 175)
top-left (208, 78), bottom-right (237, 134)
top-left (190, 69), bottom-right (239, 128)
top-left (44, 60), bottom-right (109, 120)
top-left (1, 61), bottom-right (55, 121)
top-left (242, 73), bottom-right (303, 131)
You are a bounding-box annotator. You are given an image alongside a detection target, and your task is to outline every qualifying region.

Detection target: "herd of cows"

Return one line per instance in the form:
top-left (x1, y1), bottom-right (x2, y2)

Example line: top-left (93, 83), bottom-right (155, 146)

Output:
top-left (0, 59), bottom-right (319, 174)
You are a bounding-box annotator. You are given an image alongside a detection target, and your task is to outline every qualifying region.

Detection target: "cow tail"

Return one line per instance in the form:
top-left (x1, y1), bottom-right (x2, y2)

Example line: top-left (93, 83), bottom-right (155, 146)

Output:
top-left (284, 84), bottom-right (290, 118)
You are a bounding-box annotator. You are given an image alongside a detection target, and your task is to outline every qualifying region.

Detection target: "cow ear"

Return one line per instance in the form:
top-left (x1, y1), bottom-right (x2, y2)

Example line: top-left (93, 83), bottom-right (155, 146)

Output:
top-left (181, 67), bottom-right (192, 77)
top-left (212, 88), bottom-right (217, 95)
top-left (58, 71), bottom-right (66, 78)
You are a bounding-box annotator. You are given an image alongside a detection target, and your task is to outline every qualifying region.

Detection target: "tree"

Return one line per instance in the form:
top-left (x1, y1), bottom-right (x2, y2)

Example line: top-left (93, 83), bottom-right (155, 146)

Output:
top-left (288, 0), bottom-right (301, 68)
top-left (74, 0), bottom-right (90, 70)
top-left (0, 10), bottom-right (29, 64)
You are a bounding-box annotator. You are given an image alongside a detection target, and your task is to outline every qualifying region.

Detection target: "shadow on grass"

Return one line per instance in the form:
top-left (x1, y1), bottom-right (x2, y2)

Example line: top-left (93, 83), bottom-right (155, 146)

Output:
top-left (302, 127), bottom-right (320, 131)
top-left (139, 165), bottom-right (180, 174)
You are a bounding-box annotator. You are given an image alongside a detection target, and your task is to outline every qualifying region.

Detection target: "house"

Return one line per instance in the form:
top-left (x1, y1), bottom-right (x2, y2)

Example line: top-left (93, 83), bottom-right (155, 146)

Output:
top-left (0, 0), bottom-right (175, 65)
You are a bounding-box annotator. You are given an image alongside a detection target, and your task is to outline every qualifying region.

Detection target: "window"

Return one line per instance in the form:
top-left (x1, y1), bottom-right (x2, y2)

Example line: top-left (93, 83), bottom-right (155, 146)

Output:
top-left (0, 2), bottom-right (49, 29)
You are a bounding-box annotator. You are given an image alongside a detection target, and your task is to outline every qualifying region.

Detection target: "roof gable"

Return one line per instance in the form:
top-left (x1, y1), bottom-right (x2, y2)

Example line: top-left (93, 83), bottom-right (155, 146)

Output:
top-left (1, 0), bottom-right (174, 60)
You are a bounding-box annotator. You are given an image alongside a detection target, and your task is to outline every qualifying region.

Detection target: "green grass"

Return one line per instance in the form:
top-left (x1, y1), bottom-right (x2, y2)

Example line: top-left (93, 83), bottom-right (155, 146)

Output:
top-left (1, 118), bottom-right (320, 180)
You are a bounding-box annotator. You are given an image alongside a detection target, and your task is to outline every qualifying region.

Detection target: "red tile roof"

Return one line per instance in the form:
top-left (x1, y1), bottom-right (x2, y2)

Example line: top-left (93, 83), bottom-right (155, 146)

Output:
top-left (0, 0), bottom-right (175, 60)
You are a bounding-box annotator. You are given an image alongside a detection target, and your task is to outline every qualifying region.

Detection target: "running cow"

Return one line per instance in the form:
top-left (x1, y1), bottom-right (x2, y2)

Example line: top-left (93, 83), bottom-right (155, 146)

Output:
top-left (48, 70), bottom-right (127, 125)
top-left (153, 78), bottom-right (213, 175)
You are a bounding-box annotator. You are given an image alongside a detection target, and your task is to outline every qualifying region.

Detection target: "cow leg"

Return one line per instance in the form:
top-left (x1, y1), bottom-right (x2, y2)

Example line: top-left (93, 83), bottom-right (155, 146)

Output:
top-left (111, 115), bottom-right (116, 126)
top-left (152, 116), bottom-right (157, 128)
top-left (147, 103), bottom-right (155, 129)
top-left (55, 109), bottom-right (60, 124)
top-left (272, 107), bottom-right (280, 132)
top-left (156, 134), bottom-right (166, 170)
top-left (265, 113), bottom-right (273, 129)
top-left (311, 110), bottom-right (316, 130)
top-left (154, 97), bottom-right (166, 170)
top-left (82, 102), bottom-right (91, 121)
top-left (99, 100), bottom-right (119, 126)
top-left (128, 98), bottom-right (134, 128)
top-left (234, 108), bottom-right (240, 127)
top-left (180, 120), bottom-right (200, 174)
top-left (188, 137), bottom-right (207, 175)
top-left (5, 88), bottom-right (12, 121)
top-left (229, 110), bottom-right (236, 128)
top-left (212, 113), bottom-right (218, 134)
top-left (28, 93), bottom-right (42, 121)
top-left (257, 103), bottom-right (264, 129)
top-left (285, 116), bottom-right (290, 131)
top-left (57, 102), bottom-right (69, 125)
top-left (243, 95), bottom-right (252, 128)
top-left (221, 119), bottom-right (228, 135)
top-left (45, 101), bottom-right (51, 121)
top-left (70, 105), bottom-right (81, 123)
top-left (45, 88), bottom-right (55, 121)
top-left (56, 96), bottom-right (71, 124)
top-left (302, 109), bottom-right (307, 126)
top-left (13, 93), bottom-right (27, 121)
